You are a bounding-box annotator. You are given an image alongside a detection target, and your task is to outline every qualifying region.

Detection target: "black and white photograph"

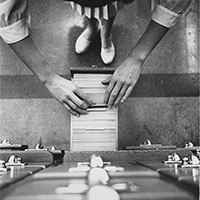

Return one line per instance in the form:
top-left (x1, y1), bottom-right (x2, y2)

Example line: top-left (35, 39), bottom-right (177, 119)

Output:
top-left (0, 0), bottom-right (199, 199)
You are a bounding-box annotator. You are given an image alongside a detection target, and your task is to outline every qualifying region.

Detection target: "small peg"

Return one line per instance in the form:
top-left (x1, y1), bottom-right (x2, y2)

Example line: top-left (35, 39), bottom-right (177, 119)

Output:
top-left (90, 155), bottom-right (103, 168)
top-left (143, 140), bottom-right (151, 145)
top-left (2, 140), bottom-right (12, 145)
top-left (164, 153), bottom-right (182, 164)
top-left (6, 155), bottom-right (26, 166)
top-left (185, 142), bottom-right (194, 148)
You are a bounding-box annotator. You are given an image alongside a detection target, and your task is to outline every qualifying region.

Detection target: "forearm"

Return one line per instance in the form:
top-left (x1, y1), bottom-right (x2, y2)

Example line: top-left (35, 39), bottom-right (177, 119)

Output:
top-left (128, 20), bottom-right (169, 63)
top-left (9, 35), bottom-right (57, 83)
top-left (8, 35), bottom-right (93, 115)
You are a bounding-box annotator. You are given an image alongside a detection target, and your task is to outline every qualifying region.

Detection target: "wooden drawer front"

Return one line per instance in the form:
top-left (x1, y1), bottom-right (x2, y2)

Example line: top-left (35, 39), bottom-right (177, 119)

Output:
top-left (71, 116), bottom-right (118, 151)
top-left (71, 129), bottom-right (117, 151)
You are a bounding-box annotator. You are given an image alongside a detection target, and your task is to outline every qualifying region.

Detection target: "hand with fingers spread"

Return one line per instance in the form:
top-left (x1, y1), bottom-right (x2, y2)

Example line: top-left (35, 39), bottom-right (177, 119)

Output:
top-left (102, 19), bottom-right (172, 108)
top-left (45, 74), bottom-right (94, 117)
top-left (102, 57), bottom-right (142, 108)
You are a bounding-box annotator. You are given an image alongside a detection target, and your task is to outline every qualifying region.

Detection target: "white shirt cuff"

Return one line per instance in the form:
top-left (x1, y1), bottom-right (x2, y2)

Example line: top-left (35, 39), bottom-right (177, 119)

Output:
top-left (0, 18), bottom-right (29, 44)
top-left (151, 5), bottom-right (180, 28)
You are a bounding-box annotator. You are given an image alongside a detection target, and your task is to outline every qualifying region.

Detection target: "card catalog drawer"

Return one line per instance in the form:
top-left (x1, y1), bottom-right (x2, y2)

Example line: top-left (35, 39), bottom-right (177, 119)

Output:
top-left (71, 129), bottom-right (117, 151)
top-left (71, 68), bottom-right (118, 151)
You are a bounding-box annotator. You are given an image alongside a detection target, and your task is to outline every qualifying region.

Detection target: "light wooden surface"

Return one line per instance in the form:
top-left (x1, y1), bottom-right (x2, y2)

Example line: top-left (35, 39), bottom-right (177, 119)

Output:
top-left (71, 71), bottom-right (118, 151)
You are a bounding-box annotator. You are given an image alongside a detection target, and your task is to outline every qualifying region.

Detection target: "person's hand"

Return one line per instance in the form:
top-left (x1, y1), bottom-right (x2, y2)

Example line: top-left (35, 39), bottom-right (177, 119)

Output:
top-left (102, 58), bottom-right (143, 108)
top-left (45, 74), bottom-right (94, 117)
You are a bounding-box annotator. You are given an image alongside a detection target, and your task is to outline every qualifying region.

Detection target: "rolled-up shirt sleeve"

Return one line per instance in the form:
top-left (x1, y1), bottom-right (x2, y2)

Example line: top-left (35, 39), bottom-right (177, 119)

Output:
top-left (0, 0), bottom-right (30, 44)
top-left (151, 0), bottom-right (192, 28)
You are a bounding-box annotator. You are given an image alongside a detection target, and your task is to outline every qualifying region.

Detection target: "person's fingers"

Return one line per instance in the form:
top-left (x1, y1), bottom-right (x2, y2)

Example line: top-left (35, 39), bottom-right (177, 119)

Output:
top-left (69, 92), bottom-right (88, 109)
top-left (113, 85), bottom-right (128, 107)
top-left (62, 102), bottom-right (80, 117)
top-left (101, 76), bottom-right (112, 85)
top-left (74, 87), bottom-right (94, 107)
top-left (65, 98), bottom-right (89, 115)
top-left (120, 85), bottom-right (134, 103)
top-left (107, 82), bottom-right (123, 108)
top-left (103, 78), bottom-right (116, 105)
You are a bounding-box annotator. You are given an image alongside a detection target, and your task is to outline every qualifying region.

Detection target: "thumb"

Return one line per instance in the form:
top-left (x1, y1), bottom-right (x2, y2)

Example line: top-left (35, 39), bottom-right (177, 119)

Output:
top-left (101, 76), bottom-right (112, 85)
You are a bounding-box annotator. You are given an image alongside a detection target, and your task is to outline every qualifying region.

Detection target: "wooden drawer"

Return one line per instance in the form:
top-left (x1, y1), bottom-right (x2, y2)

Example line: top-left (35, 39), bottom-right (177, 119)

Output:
top-left (71, 69), bottom-right (118, 151)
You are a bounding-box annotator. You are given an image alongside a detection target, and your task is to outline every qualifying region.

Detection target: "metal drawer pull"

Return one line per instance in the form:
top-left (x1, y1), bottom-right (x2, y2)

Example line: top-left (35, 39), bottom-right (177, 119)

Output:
top-left (87, 104), bottom-right (108, 112)
top-left (87, 108), bottom-right (107, 111)
top-left (85, 128), bottom-right (106, 131)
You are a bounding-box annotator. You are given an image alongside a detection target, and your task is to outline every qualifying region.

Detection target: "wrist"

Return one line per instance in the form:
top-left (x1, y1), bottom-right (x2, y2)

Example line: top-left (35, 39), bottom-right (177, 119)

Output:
top-left (34, 61), bottom-right (57, 84)
top-left (43, 73), bottom-right (60, 86)
top-left (128, 47), bottom-right (149, 63)
top-left (125, 52), bottom-right (145, 68)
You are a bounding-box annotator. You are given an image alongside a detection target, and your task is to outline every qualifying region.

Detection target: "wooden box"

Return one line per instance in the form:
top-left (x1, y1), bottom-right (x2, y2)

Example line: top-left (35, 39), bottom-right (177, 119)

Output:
top-left (70, 68), bottom-right (118, 151)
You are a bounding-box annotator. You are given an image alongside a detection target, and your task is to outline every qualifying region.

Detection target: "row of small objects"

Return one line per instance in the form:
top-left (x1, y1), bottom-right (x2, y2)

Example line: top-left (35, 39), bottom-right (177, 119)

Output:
top-left (141, 140), bottom-right (200, 167)
top-left (1, 140), bottom-right (13, 145)
top-left (1, 139), bottom-right (57, 151)
top-left (0, 155), bottom-right (26, 176)
top-left (141, 140), bottom-right (197, 149)
top-left (164, 152), bottom-right (200, 167)
top-left (1, 154), bottom-right (26, 166)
